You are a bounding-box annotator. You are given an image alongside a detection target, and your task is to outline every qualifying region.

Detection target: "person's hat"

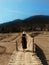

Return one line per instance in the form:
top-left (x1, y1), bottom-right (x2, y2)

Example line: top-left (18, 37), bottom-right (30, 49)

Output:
top-left (22, 31), bottom-right (26, 34)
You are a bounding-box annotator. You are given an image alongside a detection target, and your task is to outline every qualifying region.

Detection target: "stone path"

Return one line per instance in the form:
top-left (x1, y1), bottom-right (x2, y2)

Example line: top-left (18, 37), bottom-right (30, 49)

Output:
top-left (8, 34), bottom-right (43, 65)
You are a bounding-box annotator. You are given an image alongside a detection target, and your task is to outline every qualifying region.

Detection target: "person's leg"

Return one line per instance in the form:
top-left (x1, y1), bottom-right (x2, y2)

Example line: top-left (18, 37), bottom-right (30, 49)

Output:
top-left (23, 49), bottom-right (25, 52)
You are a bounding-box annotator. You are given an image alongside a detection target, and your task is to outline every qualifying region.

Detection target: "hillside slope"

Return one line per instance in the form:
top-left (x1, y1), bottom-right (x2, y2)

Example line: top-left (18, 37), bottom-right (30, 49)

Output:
top-left (0, 15), bottom-right (49, 32)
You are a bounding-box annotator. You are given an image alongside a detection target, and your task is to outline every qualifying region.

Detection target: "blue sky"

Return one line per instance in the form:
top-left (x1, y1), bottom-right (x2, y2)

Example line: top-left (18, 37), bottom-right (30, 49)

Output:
top-left (0, 0), bottom-right (49, 23)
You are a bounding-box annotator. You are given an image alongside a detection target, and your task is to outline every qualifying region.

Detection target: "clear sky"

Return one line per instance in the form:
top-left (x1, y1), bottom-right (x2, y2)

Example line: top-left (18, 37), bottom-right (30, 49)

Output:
top-left (0, 0), bottom-right (49, 23)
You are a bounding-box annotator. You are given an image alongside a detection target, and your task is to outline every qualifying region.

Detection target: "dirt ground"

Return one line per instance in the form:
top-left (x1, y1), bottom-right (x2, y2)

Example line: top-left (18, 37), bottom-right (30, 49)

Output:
top-left (30, 31), bottom-right (49, 65)
top-left (0, 32), bottom-right (49, 65)
top-left (0, 33), bottom-right (21, 65)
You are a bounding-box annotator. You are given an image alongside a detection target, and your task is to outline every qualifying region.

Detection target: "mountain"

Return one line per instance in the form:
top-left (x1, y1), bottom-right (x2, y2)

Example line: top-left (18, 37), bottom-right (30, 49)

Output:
top-left (24, 15), bottom-right (49, 24)
top-left (0, 15), bottom-right (49, 33)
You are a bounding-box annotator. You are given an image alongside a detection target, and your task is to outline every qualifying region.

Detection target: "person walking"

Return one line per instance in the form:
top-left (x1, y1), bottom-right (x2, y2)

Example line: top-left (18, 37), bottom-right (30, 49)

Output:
top-left (22, 32), bottom-right (27, 52)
